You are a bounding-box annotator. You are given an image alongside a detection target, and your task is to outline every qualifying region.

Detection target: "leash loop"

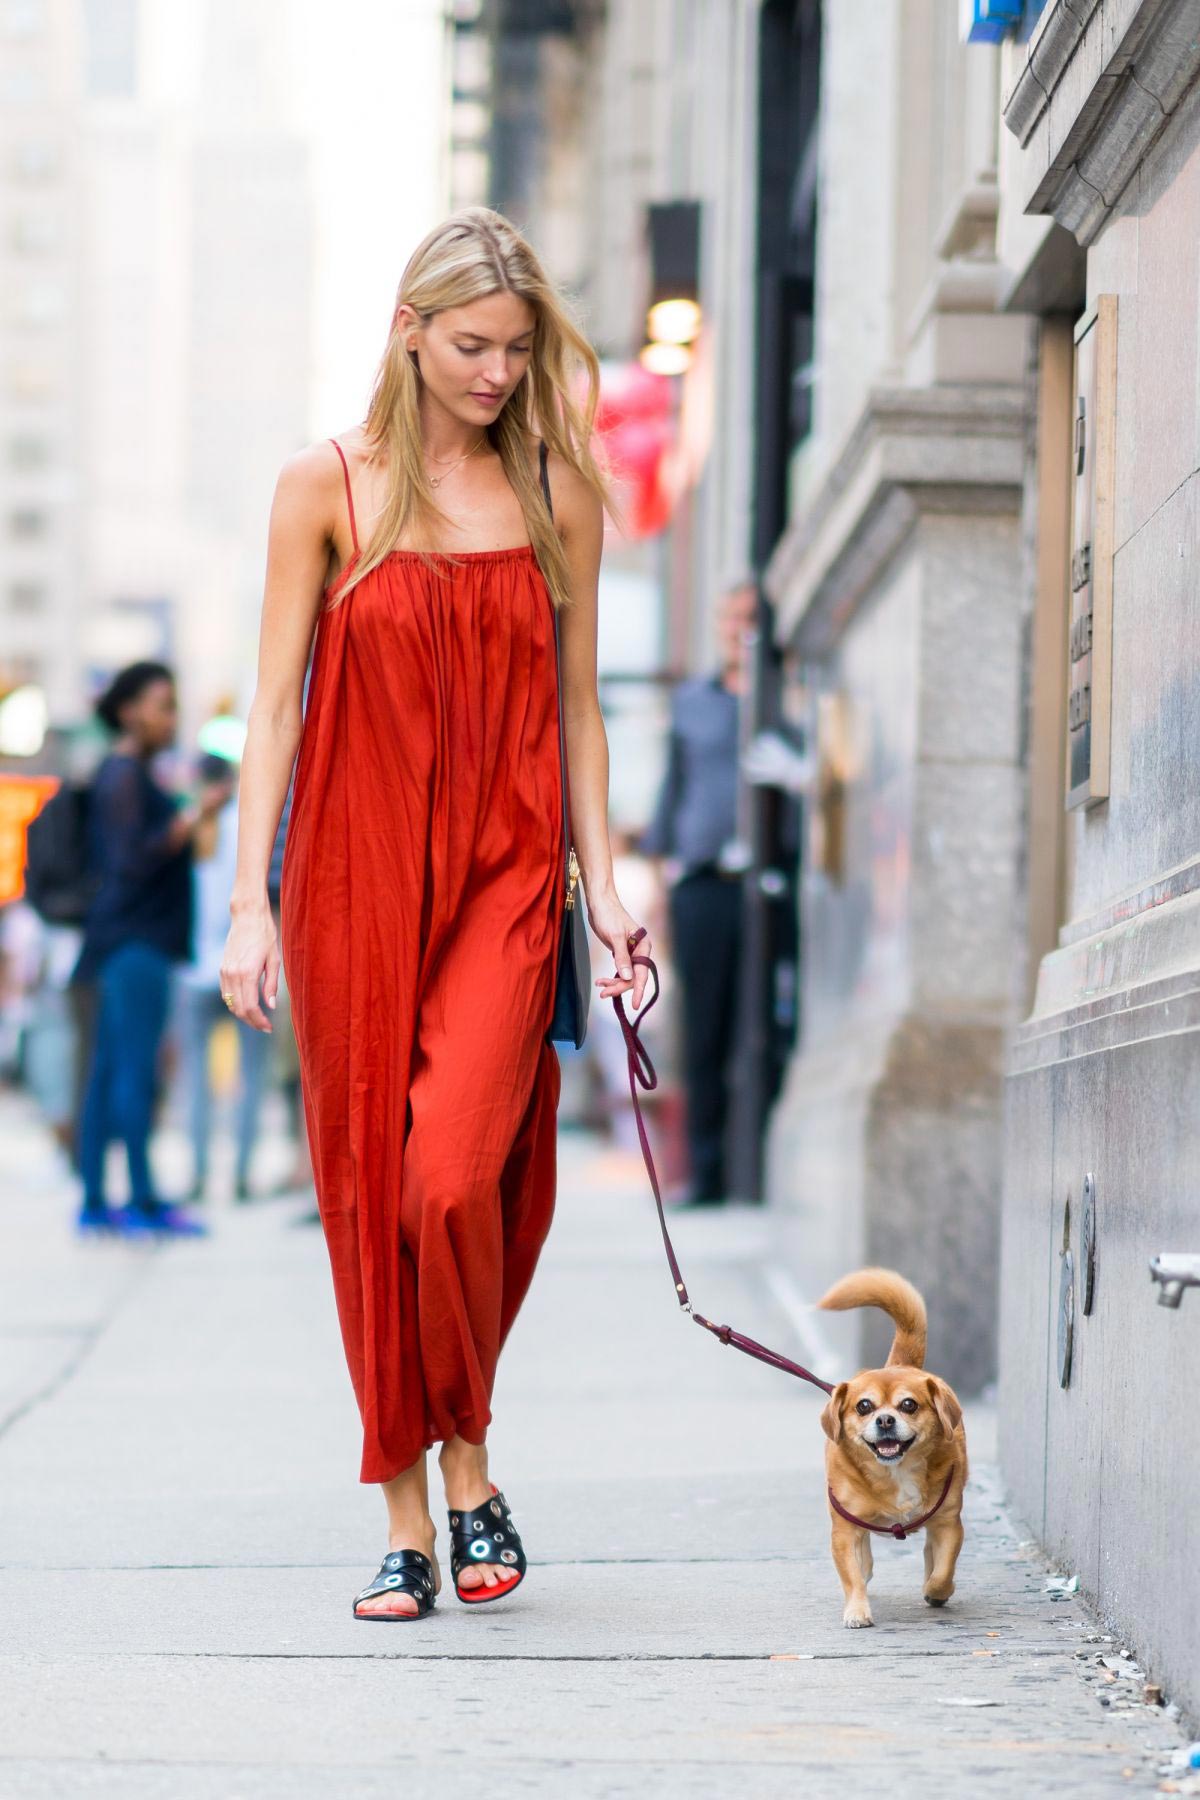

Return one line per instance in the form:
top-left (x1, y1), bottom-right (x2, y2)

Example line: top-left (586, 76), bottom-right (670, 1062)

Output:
top-left (826, 1469), bottom-right (956, 1539)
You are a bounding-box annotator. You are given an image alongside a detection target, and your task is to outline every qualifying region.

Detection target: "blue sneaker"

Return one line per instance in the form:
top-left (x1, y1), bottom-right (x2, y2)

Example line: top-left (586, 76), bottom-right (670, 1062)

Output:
top-left (117, 1202), bottom-right (209, 1239)
top-left (76, 1202), bottom-right (119, 1237)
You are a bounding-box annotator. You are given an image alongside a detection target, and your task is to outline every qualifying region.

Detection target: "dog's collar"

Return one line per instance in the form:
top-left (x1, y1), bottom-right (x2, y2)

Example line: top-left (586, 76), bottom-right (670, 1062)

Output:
top-left (827, 1469), bottom-right (955, 1540)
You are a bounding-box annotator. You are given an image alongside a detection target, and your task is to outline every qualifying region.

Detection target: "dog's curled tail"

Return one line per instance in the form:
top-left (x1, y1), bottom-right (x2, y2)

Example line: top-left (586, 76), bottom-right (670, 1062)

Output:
top-left (817, 1268), bottom-right (927, 1369)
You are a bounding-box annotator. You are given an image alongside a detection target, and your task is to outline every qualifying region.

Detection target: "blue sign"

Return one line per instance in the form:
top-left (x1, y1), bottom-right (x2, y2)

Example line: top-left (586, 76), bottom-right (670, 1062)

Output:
top-left (963, 0), bottom-right (1026, 43)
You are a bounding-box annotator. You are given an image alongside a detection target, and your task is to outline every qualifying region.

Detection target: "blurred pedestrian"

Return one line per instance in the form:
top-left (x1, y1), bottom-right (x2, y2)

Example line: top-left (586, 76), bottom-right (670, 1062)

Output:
top-left (176, 760), bottom-right (270, 1203)
top-left (641, 584), bottom-right (756, 1206)
top-left (0, 899), bottom-right (79, 1161)
top-left (72, 662), bottom-right (231, 1236)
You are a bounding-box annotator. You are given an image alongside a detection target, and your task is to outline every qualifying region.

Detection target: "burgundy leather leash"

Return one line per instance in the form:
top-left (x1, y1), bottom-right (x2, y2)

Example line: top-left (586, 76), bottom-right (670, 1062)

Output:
top-left (611, 930), bottom-right (957, 1540)
top-left (611, 930), bottom-right (835, 1397)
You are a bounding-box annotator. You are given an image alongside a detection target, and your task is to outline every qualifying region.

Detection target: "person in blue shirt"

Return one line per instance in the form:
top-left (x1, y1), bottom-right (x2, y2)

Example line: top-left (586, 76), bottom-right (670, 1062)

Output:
top-left (641, 590), bottom-right (754, 1206)
top-left (176, 765), bottom-right (272, 1203)
top-left (641, 587), bottom-right (813, 1206)
top-left (72, 662), bottom-right (230, 1235)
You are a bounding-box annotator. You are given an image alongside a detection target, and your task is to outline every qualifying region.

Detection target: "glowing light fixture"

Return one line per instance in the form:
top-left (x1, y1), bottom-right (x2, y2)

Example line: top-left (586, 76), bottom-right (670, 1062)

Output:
top-left (638, 341), bottom-right (691, 377)
top-left (647, 297), bottom-right (702, 346)
top-left (0, 684), bottom-right (47, 757)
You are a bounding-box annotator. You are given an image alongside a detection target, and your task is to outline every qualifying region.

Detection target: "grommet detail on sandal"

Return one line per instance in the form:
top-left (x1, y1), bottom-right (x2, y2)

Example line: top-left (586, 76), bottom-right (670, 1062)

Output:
top-left (353, 1548), bottom-right (437, 1622)
top-left (447, 1485), bottom-right (527, 1606)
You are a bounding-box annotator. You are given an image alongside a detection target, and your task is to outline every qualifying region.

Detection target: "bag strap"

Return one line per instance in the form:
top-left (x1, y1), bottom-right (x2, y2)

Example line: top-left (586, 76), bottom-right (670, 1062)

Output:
top-left (612, 929), bottom-right (836, 1396)
top-left (541, 440), bottom-right (572, 896)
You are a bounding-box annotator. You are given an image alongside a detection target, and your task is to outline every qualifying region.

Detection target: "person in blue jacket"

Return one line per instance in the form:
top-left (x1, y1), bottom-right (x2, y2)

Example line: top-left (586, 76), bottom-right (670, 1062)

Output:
top-left (72, 662), bottom-right (230, 1235)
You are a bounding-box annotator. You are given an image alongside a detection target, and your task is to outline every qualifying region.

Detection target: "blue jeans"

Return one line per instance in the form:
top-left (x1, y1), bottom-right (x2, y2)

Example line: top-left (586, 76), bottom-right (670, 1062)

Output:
top-left (176, 983), bottom-right (270, 1189)
top-left (78, 941), bottom-right (172, 1211)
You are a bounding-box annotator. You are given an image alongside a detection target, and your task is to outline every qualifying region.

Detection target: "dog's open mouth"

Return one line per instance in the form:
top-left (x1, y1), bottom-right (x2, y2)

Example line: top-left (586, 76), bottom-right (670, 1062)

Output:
top-left (869, 1436), bottom-right (913, 1462)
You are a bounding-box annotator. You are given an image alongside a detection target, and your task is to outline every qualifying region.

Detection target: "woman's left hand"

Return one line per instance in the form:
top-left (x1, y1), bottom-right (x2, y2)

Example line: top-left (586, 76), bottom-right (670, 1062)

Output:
top-left (587, 891), bottom-right (653, 1011)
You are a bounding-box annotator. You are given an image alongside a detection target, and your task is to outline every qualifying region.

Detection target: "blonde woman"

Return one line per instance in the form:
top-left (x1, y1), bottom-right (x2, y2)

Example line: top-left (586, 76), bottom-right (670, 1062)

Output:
top-left (220, 209), bottom-right (652, 1620)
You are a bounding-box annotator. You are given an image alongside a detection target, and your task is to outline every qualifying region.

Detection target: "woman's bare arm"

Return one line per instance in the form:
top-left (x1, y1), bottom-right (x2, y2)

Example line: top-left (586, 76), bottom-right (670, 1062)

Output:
top-left (551, 453), bottom-right (654, 1010)
top-left (221, 445), bottom-right (338, 1030)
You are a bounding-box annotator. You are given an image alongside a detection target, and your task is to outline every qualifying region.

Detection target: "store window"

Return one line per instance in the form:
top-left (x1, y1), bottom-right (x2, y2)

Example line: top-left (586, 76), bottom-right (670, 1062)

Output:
top-left (9, 210), bottom-right (58, 254)
top-left (1, 0), bottom-right (46, 35)
top-left (0, 63), bottom-right (46, 105)
top-left (81, 0), bottom-right (138, 98)
top-left (10, 278), bottom-right (65, 325)
top-left (9, 434), bottom-right (50, 470)
top-left (756, 0), bottom-right (821, 561)
top-left (11, 139), bottom-right (57, 181)
top-left (6, 356), bottom-right (54, 399)
top-left (8, 580), bottom-right (46, 613)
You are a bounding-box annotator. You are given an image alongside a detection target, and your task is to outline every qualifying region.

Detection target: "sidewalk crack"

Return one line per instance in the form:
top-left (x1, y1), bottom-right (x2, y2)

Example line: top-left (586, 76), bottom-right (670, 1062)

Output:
top-left (0, 1259), bottom-right (156, 1446)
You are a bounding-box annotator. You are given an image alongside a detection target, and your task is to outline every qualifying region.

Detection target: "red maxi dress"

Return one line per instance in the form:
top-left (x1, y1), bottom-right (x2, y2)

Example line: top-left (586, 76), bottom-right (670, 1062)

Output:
top-left (280, 440), bottom-right (564, 1483)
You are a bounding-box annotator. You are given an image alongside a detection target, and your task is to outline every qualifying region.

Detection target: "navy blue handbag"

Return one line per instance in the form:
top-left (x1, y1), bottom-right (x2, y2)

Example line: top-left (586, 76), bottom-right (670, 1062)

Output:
top-left (541, 441), bottom-right (591, 1049)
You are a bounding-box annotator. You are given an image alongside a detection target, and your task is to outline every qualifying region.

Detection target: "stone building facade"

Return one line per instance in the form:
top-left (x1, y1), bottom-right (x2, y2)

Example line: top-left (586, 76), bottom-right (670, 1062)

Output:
top-left (764, 0), bottom-right (1200, 1718)
top-left (996, 0), bottom-right (1200, 1727)
top-left (764, 2), bottom-right (1030, 1395)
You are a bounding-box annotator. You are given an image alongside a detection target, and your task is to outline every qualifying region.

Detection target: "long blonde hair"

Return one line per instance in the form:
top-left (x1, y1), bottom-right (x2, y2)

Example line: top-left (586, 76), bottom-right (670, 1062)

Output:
top-left (332, 207), bottom-right (608, 612)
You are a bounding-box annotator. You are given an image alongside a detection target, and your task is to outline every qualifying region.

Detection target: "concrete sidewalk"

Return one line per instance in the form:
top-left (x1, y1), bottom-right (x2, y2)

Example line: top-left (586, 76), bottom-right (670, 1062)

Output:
top-left (0, 1088), bottom-right (1192, 1798)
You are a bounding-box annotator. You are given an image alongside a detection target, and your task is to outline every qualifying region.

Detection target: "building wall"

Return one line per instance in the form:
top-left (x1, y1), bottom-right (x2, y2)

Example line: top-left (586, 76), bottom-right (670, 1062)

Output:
top-left (586, 0), bottom-right (759, 670)
top-left (0, 0), bottom-right (85, 719)
top-left (997, 0), bottom-right (1200, 1722)
top-left (764, 1), bottom-right (1029, 1392)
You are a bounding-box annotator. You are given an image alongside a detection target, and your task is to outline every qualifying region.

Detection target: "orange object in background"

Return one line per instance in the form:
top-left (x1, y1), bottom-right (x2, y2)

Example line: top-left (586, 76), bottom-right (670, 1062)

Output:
top-left (0, 775), bottom-right (60, 906)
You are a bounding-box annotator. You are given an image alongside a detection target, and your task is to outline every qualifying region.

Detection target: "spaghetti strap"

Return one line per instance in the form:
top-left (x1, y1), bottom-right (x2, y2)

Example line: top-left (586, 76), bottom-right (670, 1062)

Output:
top-left (329, 437), bottom-right (360, 556)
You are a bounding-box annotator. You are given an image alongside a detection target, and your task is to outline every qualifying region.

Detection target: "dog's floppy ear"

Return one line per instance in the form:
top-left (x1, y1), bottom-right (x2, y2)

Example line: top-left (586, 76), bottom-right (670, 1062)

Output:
top-left (925, 1376), bottom-right (962, 1437)
top-left (820, 1382), bottom-right (849, 1443)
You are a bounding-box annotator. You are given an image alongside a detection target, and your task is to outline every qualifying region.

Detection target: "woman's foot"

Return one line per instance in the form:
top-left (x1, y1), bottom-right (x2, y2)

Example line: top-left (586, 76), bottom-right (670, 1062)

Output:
top-left (440, 1439), bottom-right (526, 1601)
top-left (356, 1455), bottom-right (441, 1619)
top-left (353, 1528), bottom-right (441, 1620)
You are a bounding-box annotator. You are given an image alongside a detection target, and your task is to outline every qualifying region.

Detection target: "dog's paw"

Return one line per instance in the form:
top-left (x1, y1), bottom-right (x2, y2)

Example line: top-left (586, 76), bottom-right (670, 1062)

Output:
top-left (842, 1606), bottom-right (874, 1629)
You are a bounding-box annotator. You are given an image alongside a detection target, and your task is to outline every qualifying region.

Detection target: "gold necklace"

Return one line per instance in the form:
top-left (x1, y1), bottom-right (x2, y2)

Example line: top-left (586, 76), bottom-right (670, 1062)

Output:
top-left (427, 434), bottom-right (487, 489)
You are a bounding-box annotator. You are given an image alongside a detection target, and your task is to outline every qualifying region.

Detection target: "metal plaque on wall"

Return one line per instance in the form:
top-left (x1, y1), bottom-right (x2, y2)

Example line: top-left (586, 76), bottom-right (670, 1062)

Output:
top-left (1067, 296), bottom-right (1117, 810)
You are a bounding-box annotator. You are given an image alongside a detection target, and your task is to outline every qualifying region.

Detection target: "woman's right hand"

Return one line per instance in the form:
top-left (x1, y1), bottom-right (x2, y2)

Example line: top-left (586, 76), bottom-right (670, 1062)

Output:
top-left (220, 902), bottom-right (280, 1033)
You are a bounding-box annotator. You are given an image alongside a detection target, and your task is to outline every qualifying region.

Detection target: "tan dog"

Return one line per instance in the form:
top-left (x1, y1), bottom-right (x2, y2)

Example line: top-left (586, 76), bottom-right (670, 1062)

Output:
top-left (817, 1269), bottom-right (967, 1629)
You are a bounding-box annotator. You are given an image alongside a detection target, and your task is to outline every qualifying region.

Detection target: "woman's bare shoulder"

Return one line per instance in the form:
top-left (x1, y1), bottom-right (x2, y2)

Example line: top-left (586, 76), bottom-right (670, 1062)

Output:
top-left (276, 432), bottom-right (360, 495)
top-left (270, 437), bottom-right (366, 545)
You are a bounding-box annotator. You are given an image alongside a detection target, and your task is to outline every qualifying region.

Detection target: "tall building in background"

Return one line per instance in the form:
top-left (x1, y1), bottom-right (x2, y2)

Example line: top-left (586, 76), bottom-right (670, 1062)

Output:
top-left (0, 0), bottom-right (85, 721)
top-left (0, 0), bottom-right (317, 733)
top-left (5, 0), bottom-right (448, 740)
top-left (79, 0), bottom-right (313, 725)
